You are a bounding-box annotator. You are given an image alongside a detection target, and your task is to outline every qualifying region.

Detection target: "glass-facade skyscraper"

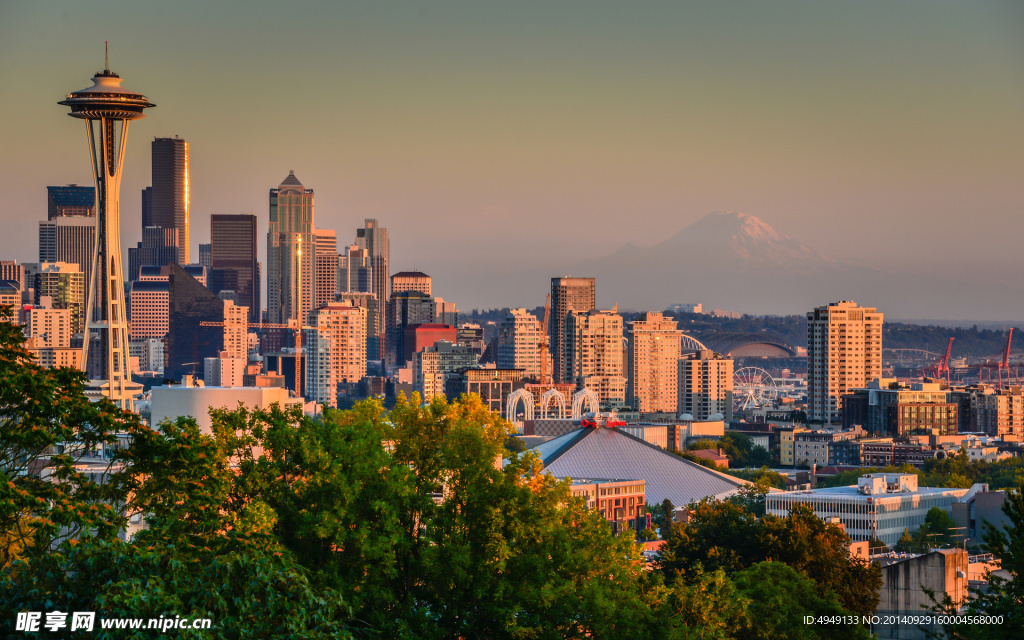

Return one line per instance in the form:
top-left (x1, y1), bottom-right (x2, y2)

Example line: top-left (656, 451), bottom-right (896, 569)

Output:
top-left (267, 171), bottom-right (314, 326)
top-left (211, 214), bottom-right (259, 322)
top-left (151, 137), bottom-right (189, 265)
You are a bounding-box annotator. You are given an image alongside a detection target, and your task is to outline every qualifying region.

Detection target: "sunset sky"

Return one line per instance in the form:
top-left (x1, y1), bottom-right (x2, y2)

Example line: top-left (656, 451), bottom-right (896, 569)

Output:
top-left (2, 1), bottom-right (1022, 319)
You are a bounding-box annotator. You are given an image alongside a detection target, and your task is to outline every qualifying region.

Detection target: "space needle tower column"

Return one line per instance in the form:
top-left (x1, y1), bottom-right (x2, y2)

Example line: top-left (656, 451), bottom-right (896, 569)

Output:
top-left (59, 47), bottom-right (152, 411)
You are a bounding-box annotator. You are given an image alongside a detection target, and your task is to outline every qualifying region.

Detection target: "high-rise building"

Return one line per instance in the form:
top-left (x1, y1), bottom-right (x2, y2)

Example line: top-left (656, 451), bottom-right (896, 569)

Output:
top-left (414, 340), bottom-right (479, 403)
top-left (39, 216), bottom-right (96, 298)
top-left (167, 264), bottom-right (244, 381)
top-left (337, 244), bottom-right (372, 294)
top-left (386, 291), bottom-right (435, 369)
top-left (35, 262), bottom-right (85, 335)
top-left (338, 292), bottom-right (380, 362)
top-left (127, 225), bottom-right (178, 281)
top-left (550, 277), bottom-right (595, 383)
top-left (497, 308), bottom-right (544, 380)
top-left (47, 185), bottom-right (95, 219)
top-left (267, 171), bottom-right (314, 326)
top-left (305, 304), bottom-right (367, 408)
top-left (434, 298), bottom-right (458, 327)
top-left (355, 219), bottom-right (389, 358)
top-left (628, 312), bottom-right (683, 413)
top-left (210, 214), bottom-right (259, 322)
top-left (129, 264), bottom-right (206, 342)
top-left (807, 301), bottom-right (883, 423)
top-left (0, 261), bottom-right (26, 293)
top-left (151, 137), bottom-right (190, 265)
top-left (60, 57), bottom-right (152, 409)
top-left (198, 243), bottom-right (211, 269)
top-left (564, 308), bottom-right (626, 408)
top-left (141, 186), bottom-right (153, 228)
top-left (313, 229), bottom-right (338, 311)
top-left (457, 323), bottom-right (486, 356)
top-left (391, 271), bottom-right (431, 297)
top-left (25, 305), bottom-right (73, 348)
top-left (678, 350), bottom-right (734, 422)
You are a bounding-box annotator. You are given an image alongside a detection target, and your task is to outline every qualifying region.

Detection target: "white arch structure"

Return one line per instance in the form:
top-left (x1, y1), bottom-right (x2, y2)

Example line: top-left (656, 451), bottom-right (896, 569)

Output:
top-left (680, 333), bottom-right (708, 353)
top-left (571, 388), bottom-right (600, 419)
top-left (539, 388), bottom-right (567, 419)
top-left (506, 388), bottom-right (534, 422)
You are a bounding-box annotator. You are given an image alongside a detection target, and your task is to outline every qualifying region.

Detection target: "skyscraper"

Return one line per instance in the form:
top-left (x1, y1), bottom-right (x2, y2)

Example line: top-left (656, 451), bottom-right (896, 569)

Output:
top-left (497, 308), bottom-right (544, 380)
top-left (550, 277), bottom-right (596, 383)
top-left (564, 307), bottom-right (626, 408)
top-left (39, 216), bottom-right (96, 298)
top-left (807, 301), bottom-right (883, 423)
top-left (151, 137), bottom-right (189, 264)
top-left (59, 53), bottom-right (152, 409)
top-left (356, 219), bottom-right (389, 359)
top-left (338, 244), bottom-right (372, 294)
top-left (391, 271), bottom-right (431, 297)
top-left (305, 304), bottom-right (367, 408)
top-left (386, 290), bottom-right (435, 368)
top-left (35, 262), bottom-right (85, 335)
top-left (627, 312), bottom-right (683, 413)
top-left (267, 171), bottom-right (314, 326)
top-left (210, 214), bottom-right (259, 322)
top-left (127, 225), bottom-right (178, 281)
top-left (678, 350), bottom-right (734, 422)
top-left (166, 264), bottom-right (245, 381)
top-left (313, 228), bottom-right (338, 311)
top-left (47, 185), bottom-right (95, 219)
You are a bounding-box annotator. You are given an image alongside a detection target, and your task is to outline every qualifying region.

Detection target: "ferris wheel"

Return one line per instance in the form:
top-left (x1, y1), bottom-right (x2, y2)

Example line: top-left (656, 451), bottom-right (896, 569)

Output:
top-left (733, 367), bottom-right (779, 412)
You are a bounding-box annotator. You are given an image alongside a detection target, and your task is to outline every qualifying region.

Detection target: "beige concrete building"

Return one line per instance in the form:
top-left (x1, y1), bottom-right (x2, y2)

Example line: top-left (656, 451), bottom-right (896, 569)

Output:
top-left (391, 271), bottom-right (432, 296)
top-left (975, 386), bottom-right (1024, 437)
top-left (497, 308), bottom-right (544, 380)
top-left (36, 262), bottom-right (85, 335)
top-left (25, 305), bottom-right (72, 349)
top-left (807, 301), bottom-right (883, 423)
top-left (628, 312), bottom-right (683, 413)
top-left (678, 350), bottom-right (734, 422)
top-left (564, 308), bottom-right (626, 408)
top-left (305, 304), bottom-right (367, 408)
top-left (222, 300), bottom-right (249, 360)
top-left (550, 277), bottom-right (595, 383)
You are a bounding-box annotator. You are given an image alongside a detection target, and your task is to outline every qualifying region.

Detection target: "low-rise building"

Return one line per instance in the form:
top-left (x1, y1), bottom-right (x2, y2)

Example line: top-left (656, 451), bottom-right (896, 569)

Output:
top-left (765, 473), bottom-right (973, 547)
top-left (874, 549), bottom-right (968, 640)
top-left (567, 477), bottom-right (646, 534)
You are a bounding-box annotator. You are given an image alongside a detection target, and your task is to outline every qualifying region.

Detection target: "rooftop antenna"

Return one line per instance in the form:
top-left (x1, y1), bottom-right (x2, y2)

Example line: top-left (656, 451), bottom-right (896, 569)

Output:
top-left (104, 41), bottom-right (109, 72)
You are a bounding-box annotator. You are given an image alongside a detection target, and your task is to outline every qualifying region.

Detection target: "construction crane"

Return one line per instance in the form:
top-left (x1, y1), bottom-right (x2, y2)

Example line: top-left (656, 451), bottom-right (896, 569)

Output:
top-left (922, 337), bottom-right (954, 383)
top-left (199, 317), bottom-right (311, 397)
top-left (537, 294), bottom-right (551, 385)
top-left (1000, 328), bottom-right (1015, 388)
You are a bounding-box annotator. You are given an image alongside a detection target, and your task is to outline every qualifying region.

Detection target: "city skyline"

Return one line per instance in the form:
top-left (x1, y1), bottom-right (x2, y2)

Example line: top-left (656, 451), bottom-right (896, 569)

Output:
top-left (2, 2), bottom-right (1023, 320)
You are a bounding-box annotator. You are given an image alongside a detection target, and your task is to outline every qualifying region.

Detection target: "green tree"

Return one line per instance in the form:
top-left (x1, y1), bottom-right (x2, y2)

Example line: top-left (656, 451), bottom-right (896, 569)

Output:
top-left (0, 313), bottom-right (137, 566)
top-left (660, 501), bottom-right (882, 616)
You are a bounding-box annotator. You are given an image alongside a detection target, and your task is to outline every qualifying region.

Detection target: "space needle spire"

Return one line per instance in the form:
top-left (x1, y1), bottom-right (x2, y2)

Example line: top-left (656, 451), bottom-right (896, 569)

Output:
top-left (59, 48), bottom-right (154, 411)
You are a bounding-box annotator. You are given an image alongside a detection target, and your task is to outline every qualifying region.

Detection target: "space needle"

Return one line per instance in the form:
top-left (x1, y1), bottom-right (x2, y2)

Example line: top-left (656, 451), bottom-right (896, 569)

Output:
top-left (59, 45), bottom-right (152, 411)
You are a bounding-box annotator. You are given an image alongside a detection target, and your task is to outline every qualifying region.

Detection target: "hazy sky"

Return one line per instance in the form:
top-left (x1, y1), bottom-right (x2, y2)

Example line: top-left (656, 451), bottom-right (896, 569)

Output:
top-left (2, 1), bottom-right (1022, 318)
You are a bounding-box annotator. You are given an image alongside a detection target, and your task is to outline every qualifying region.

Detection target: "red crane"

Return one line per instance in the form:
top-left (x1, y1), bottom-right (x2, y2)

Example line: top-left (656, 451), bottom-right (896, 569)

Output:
top-left (922, 337), bottom-right (954, 383)
top-left (999, 328), bottom-right (1014, 388)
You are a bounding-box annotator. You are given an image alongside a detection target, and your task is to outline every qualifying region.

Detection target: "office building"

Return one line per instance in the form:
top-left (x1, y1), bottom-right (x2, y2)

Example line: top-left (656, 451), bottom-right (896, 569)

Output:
top-left (842, 379), bottom-right (957, 436)
top-left (765, 473), bottom-right (973, 547)
top-left (455, 368), bottom-right (526, 414)
top-left (497, 308), bottom-right (544, 380)
top-left (387, 291), bottom-right (435, 368)
top-left (627, 312), bottom-right (683, 413)
top-left (338, 292), bottom-right (380, 361)
top-left (0, 261), bottom-right (26, 297)
top-left (391, 271), bottom-right (431, 296)
top-left (313, 229), bottom-right (338, 311)
top-left (38, 216), bottom-right (96, 299)
top-left (25, 304), bottom-right (73, 349)
top-left (129, 338), bottom-right (164, 375)
top-left (807, 301), bottom-right (883, 423)
top-left (355, 219), bottom-right (389, 358)
top-left (151, 137), bottom-right (190, 265)
top-left (792, 426), bottom-right (866, 467)
top-left (413, 340), bottom-right (479, 403)
top-left (47, 185), bottom-right (95, 219)
top-left (564, 308), bottom-right (626, 408)
top-left (550, 277), bottom-right (595, 383)
top-left (210, 214), bottom-right (259, 322)
top-left (403, 324), bottom-right (458, 366)
top-left (204, 351), bottom-right (245, 388)
top-left (975, 386), bottom-right (1024, 437)
top-left (267, 171), bottom-right (314, 325)
top-left (127, 225), bottom-right (179, 281)
top-left (434, 298), bottom-right (458, 327)
top-left (0, 281), bottom-right (20, 321)
top-left (35, 262), bottom-right (85, 335)
top-left (678, 350), bottom-right (734, 422)
top-left (338, 244), bottom-right (372, 294)
top-left (457, 323), bottom-right (485, 355)
top-left (305, 304), bottom-right (367, 408)
top-left (198, 243), bottom-right (211, 269)
top-left (141, 186), bottom-right (153, 227)
top-left (167, 264), bottom-right (245, 380)
top-left (129, 264), bottom-right (206, 342)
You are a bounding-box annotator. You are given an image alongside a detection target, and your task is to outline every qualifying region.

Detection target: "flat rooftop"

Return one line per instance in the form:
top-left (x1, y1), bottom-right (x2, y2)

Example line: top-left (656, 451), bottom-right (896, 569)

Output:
top-left (774, 485), bottom-right (964, 499)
